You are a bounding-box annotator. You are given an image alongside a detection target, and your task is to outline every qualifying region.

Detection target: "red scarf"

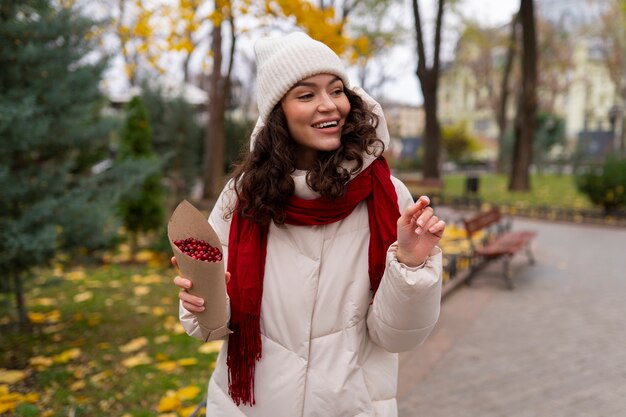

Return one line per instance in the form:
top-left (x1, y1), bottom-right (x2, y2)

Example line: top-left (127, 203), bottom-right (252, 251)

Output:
top-left (226, 157), bottom-right (399, 406)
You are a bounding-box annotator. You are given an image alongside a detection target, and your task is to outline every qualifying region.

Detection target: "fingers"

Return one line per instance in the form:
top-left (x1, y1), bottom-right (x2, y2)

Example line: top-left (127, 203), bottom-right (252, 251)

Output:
top-left (171, 256), bottom-right (178, 268)
top-left (414, 208), bottom-right (446, 237)
top-left (179, 291), bottom-right (205, 312)
top-left (174, 271), bottom-right (231, 313)
top-left (414, 207), bottom-right (435, 235)
top-left (399, 195), bottom-right (431, 225)
top-left (173, 275), bottom-right (192, 290)
top-left (428, 220), bottom-right (446, 237)
top-left (174, 275), bottom-right (205, 311)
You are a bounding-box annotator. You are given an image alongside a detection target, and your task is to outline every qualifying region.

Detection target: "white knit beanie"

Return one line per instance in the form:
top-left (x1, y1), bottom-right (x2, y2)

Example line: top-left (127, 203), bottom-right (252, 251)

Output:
top-left (255, 32), bottom-right (350, 123)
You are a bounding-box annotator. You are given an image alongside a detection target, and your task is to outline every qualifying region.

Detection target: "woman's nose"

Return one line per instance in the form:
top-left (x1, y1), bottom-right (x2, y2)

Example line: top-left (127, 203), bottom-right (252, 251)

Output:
top-left (317, 92), bottom-right (337, 112)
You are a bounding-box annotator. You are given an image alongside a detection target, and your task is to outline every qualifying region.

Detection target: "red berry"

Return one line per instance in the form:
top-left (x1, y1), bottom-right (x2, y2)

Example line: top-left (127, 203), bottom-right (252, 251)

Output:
top-left (174, 237), bottom-right (222, 263)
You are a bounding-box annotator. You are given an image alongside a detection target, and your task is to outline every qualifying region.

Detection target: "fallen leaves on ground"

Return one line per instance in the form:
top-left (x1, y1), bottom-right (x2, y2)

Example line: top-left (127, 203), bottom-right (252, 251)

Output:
top-left (119, 337), bottom-right (148, 353)
top-left (1, 261), bottom-right (217, 416)
top-left (198, 341), bottom-right (223, 355)
top-left (121, 352), bottom-right (153, 368)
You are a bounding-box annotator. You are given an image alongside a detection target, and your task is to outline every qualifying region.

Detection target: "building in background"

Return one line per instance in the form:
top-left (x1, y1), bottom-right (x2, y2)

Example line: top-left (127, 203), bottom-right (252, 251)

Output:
top-left (437, 0), bottom-right (622, 163)
top-left (382, 102), bottom-right (425, 161)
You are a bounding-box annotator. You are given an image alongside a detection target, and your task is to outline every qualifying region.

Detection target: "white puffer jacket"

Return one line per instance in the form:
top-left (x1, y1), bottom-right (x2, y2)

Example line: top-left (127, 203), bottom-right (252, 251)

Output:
top-left (180, 88), bottom-right (443, 417)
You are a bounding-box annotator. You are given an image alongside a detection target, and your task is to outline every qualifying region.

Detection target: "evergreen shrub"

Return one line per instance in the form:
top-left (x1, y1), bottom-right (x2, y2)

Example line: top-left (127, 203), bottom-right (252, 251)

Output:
top-left (576, 157), bottom-right (626, 213)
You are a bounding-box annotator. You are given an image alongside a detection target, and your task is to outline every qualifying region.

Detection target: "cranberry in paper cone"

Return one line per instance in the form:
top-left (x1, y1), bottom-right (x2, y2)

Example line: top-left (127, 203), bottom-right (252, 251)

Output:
top-left (168, 200), bottom-right (231, 341)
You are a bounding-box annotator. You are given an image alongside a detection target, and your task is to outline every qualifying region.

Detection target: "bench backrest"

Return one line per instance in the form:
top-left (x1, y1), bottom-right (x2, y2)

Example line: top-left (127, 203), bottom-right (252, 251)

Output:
top-left (463, 207), bottom-right (501, 237)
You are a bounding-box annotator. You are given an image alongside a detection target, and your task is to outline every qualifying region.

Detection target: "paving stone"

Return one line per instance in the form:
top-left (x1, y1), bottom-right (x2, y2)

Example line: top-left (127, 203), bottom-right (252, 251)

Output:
top-left (397, 219), bottom-right (626, 417)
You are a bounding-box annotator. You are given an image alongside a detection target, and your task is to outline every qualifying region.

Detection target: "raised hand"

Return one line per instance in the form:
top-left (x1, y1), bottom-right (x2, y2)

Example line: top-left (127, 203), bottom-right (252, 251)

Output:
top-left (396, 196), bottom-right (446, 267)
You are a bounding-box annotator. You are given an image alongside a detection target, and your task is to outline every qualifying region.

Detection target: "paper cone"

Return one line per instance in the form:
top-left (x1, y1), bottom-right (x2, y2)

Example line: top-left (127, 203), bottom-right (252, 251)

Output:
top-left (168, 200), bottom-right (232, 341)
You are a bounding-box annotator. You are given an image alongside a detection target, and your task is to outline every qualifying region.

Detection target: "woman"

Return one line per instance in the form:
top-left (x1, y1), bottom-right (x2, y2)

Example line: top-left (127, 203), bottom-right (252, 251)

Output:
top-left (174, 32), bottom-right (445, 416)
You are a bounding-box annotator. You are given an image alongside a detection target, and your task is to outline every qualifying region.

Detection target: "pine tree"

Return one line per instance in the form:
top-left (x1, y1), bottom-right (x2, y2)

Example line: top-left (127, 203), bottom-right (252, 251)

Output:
top-left (0, 0), bottom-right (156, 325)
top-left (141, 85), bottom-right (204, 210)
top-left (116, 96), bottom-right (165, 259)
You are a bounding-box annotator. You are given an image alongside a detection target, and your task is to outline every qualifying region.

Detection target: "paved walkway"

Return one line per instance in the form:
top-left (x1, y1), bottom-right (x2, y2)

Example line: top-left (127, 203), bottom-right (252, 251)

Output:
top-left (397, 218), bottom-right (626, 417)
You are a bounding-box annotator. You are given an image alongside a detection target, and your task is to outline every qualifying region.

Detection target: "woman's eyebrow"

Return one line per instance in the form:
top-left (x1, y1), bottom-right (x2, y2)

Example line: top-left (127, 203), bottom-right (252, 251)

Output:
top-left (292, 76), bottom-right (342, 88)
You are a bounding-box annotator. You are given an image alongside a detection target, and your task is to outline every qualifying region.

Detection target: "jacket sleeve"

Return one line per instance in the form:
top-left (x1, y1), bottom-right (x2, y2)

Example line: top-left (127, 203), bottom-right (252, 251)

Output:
top-left (366, 176), bottom-right (443, 353)
top-left (179, 181), bottom-right (235, 341)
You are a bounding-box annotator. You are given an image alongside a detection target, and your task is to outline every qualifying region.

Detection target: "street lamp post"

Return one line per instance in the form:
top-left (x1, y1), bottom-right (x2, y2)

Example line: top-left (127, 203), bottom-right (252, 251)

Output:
top-left (608, 104), bottom-right (625, 155)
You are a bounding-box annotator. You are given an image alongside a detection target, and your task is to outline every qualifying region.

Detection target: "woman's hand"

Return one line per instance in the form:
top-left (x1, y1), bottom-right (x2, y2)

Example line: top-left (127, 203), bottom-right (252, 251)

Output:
top-left (171, 256), bottom-right (231, 313)
top-left (396, 196), bottom-right (446, 267)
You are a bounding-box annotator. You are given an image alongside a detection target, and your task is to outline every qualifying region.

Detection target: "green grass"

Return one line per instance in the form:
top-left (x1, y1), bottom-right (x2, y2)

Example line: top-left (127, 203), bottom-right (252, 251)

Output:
top-left (0, 253), bottom-right (218, 417)
top-left (442, 173), bottom-right (593, 209)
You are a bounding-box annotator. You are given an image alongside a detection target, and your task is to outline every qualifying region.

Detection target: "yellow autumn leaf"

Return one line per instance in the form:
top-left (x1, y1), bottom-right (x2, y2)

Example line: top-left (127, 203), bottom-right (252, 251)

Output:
top-left (143, 274), bottom-right (163, 284)
top-left (28, 311), bottom-right (46, 324)
top-left (46, 310), bottom-right (61, 323)
top-left (179, 405), bottom-right (200, 417)
top-left (29, 356), bottom-right (54, 370)
top-left (73, 291), bottom-right (93, 303)
top-left (22, 392), bottom-right (39, 403)
top-left (134, 286), bottom-right (151, 296)
top-left (0, 385), bottom-right (7, 395)
top-left (135, 250), bottom-right (159, 262)
top-left (0, 391), bottom-right (21, 402)
top-left (157, 394), bottom-right (181, 412)
top-left (53, 348), bottom-right (81, 364)
top-left (90, 370), bottom-right (112, 384)
top-left (163, 316), bottom-right (186, 334)
top-left (157, 414), bottom-right (178, 417)
top-left (154, 335), bottom-right (170, 344)
top-left (0, 401), bottom-right (18, 414)
top-left (198, 340), bottom-right (223, 354)
top-left (119, 337), bottom-right (148, 353)
top-left (155, 361), bottom-right (178, 373)
top-left (97, 342), bottom-right (111, 350)
top-left (176, 385), bottom-right (200, 400)
top-left (0, 369), bottom-right (27, 384)
top-left (122, 352), bottom-right (152, 368)
top-left (70, 380), bottom-right (86, 391)
top-left (152, 306), bottom-right (166, 316)
top-left (177, 358), bottom-right (198, 367)
top-left (66, 269), bottom-right (85, 281)
top-left (32, 297), bottom-right (55, 306)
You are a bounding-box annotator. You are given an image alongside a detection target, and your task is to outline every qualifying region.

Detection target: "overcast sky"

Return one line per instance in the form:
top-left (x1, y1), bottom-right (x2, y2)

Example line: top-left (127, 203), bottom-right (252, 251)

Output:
top-left (103, 0), bottom-right (522, 107)
top-left (371, 0), bottom-right (520, 106)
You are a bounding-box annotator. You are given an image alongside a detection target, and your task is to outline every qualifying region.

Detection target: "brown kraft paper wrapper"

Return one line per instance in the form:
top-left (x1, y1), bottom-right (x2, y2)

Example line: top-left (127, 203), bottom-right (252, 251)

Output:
top-left (168, 200), bottom-right (232, 341)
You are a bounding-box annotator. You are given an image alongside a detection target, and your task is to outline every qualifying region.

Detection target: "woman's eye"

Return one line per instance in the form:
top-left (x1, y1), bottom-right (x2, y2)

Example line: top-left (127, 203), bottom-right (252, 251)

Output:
top-left (298, 93), bottom-right (314, 100)
top-left (331, 89), bottom-right (344, 96)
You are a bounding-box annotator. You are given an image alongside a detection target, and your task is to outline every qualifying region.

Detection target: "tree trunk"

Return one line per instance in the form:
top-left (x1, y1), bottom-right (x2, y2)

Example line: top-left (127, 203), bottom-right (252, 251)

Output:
top-left (509, 0), bottom-right (537, 191)
top-left (412, 0), bottom-right (445, 180)
top-left (202, 20), bottom-right (226, 200)
top-left (496, 13), bottom-right (519, 174)
top-left (619, 111), bottom-right (626, 154)
top-left (421, 72), bottom-right (441, 179)
top-left (13, 271), bottom-right (29, 326)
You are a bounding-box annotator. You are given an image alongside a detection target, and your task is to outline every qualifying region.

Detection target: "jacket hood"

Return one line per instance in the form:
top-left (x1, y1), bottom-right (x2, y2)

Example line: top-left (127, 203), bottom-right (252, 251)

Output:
top-left (248, 86), bottom-right (390, 198)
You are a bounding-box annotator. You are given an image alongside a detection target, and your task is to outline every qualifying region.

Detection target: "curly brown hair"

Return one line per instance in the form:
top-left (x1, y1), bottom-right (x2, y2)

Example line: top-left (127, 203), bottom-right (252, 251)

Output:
top-left (229, 88), bottom-right (384, 225)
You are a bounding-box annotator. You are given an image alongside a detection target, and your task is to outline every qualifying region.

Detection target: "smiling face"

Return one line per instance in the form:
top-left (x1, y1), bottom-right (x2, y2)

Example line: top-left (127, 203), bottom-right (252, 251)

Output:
top-left (281, 74), bottom-right (351, 169)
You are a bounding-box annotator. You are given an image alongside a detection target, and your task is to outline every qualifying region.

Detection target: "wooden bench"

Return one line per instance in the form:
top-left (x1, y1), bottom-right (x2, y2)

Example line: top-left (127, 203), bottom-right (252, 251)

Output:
top-left (396, 175), bottom-right (444, 202)
top-left (462, 207), bottom-right (536, 289)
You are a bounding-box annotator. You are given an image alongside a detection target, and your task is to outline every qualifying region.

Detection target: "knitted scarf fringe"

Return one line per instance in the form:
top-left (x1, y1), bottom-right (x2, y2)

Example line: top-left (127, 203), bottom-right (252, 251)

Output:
top-left (227, 315), bottom-right (262, 406)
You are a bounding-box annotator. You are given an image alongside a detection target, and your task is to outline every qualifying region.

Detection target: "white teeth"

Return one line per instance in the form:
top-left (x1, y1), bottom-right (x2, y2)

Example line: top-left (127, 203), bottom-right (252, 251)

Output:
top-left (313, 121), bottom-right (338, 129)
